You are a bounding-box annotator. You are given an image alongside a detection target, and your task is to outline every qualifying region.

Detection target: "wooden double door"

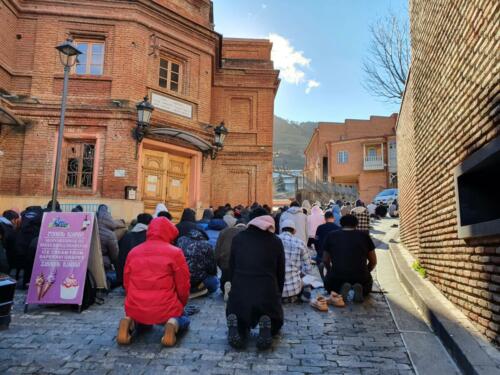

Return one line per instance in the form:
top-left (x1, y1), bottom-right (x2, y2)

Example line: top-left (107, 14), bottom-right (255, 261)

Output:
top-left (141, 149), bottom-right (191, 222)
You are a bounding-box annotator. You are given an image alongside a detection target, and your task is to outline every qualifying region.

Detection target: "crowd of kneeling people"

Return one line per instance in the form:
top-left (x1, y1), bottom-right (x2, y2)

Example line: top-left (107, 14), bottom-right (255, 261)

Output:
top-left (0, 198), bottom-right (394, 350)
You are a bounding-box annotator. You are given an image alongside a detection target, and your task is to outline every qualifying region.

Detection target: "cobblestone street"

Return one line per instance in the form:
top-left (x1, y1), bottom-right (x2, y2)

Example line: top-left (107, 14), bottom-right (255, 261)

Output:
top-left (0, 220), bottom-right (418, 375)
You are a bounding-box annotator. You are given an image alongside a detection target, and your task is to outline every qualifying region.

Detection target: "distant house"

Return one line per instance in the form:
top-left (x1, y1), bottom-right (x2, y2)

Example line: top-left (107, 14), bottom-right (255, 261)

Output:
top-left (303, 115), bottom-right (397, 203)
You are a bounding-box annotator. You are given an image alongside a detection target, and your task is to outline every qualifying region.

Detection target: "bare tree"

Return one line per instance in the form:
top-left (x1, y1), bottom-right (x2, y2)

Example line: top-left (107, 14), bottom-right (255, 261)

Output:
top-left (363, 12), bottom-right (410, 102)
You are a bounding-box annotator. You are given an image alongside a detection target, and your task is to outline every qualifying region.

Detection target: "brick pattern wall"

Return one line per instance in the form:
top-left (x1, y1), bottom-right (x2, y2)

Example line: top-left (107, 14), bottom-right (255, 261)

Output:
top-left (398, 0), bottom-right (500, 344)
top-left (396, 75), bottom-right (419, 254)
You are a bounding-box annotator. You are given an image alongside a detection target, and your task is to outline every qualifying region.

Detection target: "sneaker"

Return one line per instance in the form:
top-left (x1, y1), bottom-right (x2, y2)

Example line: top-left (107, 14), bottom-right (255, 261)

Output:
top-left (353, 283), bottom-right (364, 303)
top-left (117, 317), bottom-right (135, 345)
top-left (161, 318), bottom-right (178, 347)
top-left (189, 283), bottom-right (208, 299)
top-left (227, 314), bottom-right (244, 349)
top-left (256, 315), bottom-right (272, 350)
top-left (339, 283), bottom-right (352, 303)
top-left (224, 282), bottom-right (231, 302)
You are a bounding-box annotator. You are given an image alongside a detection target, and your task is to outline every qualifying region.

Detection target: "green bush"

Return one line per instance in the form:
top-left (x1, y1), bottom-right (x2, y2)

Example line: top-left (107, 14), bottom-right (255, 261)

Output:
top-left (412, 261), bottom-right (427, 278)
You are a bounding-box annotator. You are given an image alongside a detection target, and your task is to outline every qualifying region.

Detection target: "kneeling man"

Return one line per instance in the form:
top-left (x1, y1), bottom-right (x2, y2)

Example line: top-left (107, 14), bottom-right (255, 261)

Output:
top-left (118, 217), bottom-right (190, 346)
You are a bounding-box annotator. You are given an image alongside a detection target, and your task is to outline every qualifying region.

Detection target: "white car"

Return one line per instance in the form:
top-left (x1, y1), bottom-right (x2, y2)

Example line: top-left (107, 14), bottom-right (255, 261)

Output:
top-left (374, 188), bottom-right (398, 205)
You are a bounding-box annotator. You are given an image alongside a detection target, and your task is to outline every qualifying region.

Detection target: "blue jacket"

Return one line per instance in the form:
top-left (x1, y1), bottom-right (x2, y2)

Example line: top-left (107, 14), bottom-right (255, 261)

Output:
top-left (205, 219), bottom-right (227, 248)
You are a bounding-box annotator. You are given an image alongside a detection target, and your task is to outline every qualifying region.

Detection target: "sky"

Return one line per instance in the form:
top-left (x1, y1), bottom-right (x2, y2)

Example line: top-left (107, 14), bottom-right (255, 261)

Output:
top-left (213, 0), bottom-right (408, 122)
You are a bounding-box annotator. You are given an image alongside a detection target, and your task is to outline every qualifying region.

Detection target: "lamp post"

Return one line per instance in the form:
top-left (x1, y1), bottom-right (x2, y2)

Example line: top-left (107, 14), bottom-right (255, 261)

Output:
top-left (51, 38), bottom-right (81, 211)
top-left (211, 121), bottom-right (228, 159)
top-left (133, 96), bottom-right (154, 158)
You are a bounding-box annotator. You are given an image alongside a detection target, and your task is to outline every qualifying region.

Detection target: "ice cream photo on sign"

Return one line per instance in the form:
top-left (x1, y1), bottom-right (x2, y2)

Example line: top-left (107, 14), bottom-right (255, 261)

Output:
top-left (41, 269), bottom-right (57, 298)
top-left (35, 272), bottom-right (45, 300)
top-left (81, 215), bottom-right (90, 231)
top-left (61, 274), bottom-right (79, 300)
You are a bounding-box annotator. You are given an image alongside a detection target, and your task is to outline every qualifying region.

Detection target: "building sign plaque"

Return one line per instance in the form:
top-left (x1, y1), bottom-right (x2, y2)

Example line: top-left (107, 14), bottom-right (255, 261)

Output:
top-left (151, 92), bottom-right (193, 119)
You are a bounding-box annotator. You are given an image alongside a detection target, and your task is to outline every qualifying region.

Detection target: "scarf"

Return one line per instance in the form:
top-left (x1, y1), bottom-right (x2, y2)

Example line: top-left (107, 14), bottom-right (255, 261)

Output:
top-left (248, 215), bottom-right (275, 233)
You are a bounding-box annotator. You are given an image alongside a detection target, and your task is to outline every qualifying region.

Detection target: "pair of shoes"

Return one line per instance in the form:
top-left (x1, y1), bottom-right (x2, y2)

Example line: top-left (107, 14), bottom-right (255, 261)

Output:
top-left (161, 318), bottom-right (179, 347)
top-left (327, 292), bottom-right (345, 307)
top-left (189, 282), bottom-right (208, 299)
top-left (227, 314), bottom-right (244, 349)
top-left (224, 282), bottom-right (231, 302)
top-left (310, 296), bottom-right (329, 312)
top-left (117, 317), bottom-right (136, 345)
top-left (339, 283), bottom-right (364, 303)
top-left (256, 315), bottom-right (272, 350)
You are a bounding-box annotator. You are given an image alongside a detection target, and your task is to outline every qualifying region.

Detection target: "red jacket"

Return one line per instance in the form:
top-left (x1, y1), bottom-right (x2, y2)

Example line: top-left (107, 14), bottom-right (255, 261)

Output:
top-left (124, 217), bottom-right (190, 325)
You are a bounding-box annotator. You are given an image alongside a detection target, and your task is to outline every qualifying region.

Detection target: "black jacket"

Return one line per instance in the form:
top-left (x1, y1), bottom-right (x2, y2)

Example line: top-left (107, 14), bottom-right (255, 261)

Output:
top-left (0, 221), bottom-right (17, 270)
top-left (117, 227), bottom-right (147, 285)
top-left (226, 225), bottom-right (285, 329)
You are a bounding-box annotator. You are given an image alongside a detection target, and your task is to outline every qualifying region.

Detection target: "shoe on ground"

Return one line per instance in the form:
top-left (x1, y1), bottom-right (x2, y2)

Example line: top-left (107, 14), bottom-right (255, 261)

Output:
top-left (327, 292), bottom-right (346, 307)
top-left (117, 317), bottom-right (135, 345)
top-left (301, 286), bottom-right (312, 302)
top-left (227, 314), bottom-right (244, 349)
top-left (340, 283), bottom-right (352, 303)
top-left (224, 281), bottom-right (231, 302)
top-left (189, 282), bottom-right (208, 299)
top-left (256, 315), bottom-right (272, 350)
top-left (161, 318), bottom-right (178, 347)
top-left (310, 296), bottom-right (329, 312)
top-left (353, 283), bottom-right (364, 303)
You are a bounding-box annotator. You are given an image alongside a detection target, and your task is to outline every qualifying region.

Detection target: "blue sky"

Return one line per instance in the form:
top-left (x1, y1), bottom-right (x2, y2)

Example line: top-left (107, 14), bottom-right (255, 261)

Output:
top-left (213, 0), bottom-right (408, 122)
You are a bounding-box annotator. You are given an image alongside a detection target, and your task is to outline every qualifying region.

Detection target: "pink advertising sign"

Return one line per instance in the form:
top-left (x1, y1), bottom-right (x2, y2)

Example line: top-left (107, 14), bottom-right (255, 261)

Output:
top-left (26, 212), bottom-right (94, 306)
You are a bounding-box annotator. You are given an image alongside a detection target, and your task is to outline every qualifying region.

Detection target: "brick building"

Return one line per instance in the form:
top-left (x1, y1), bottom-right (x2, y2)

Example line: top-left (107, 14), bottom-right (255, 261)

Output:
top-left (0, 0), bottom-right (279, 221)
top-left (397, 0), bottom-right (499, 344)
top-left (303, 114), bottom-right (397, 203)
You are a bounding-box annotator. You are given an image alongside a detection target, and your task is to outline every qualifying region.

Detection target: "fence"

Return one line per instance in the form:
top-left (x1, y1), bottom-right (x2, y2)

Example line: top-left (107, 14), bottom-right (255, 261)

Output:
top-left (296, 177), bottom-right (358, 203)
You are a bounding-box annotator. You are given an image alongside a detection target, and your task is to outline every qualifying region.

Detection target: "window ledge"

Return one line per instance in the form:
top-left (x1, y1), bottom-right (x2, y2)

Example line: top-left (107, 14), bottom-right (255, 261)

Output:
top-left (54, 74), bottom-right (112, 82)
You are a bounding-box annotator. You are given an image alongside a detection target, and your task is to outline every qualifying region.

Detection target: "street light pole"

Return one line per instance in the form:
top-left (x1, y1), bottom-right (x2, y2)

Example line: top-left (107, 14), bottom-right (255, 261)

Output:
top-left (51, 38), bottom-right (82, 211)
top-left (51, 64), bottom-right (70, 212)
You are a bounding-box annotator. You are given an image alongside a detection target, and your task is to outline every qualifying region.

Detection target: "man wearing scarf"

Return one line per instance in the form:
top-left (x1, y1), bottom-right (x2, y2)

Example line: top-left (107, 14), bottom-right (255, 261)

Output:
top-left (225, 207), bottom-right (285, 351)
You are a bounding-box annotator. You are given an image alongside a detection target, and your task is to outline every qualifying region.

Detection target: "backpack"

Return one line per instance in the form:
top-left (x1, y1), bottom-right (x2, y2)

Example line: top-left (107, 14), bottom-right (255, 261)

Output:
top-left (81, 270), bottom-right (103, 311)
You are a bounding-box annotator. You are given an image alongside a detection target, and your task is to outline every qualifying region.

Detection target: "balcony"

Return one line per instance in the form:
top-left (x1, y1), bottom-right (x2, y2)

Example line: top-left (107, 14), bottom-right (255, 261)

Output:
top-left (364, 155), bottom-right (385, 170)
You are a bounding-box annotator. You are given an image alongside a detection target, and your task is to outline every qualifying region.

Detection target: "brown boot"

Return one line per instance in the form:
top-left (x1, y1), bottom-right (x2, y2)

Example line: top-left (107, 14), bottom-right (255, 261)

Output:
top-left (161, 318), bottom-right (179, 347)
top-left (117, 317), bottom-right (135, 345)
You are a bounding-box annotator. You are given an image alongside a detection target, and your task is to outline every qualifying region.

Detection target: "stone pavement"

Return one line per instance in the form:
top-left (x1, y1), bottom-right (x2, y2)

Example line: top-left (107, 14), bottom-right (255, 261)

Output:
top-left (0, 220), bottom-right (415, 375)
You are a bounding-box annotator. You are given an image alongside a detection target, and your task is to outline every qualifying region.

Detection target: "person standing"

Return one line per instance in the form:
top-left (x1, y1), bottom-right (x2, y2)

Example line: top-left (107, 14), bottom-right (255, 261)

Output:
top-left (322, 215), bottom-right (377, 303)
top-left (0, 210), bottom-right (19, 275)
top-left (226, 208), bottom-right (285, 350)
top-left (279, 220), bottom-right (312, 303)
top-left (340, 202), bottom-right (351, 216)
top-left (119, 217), bottom-right (190, 347)
top-left (279, 201), bottom-right (308, 243)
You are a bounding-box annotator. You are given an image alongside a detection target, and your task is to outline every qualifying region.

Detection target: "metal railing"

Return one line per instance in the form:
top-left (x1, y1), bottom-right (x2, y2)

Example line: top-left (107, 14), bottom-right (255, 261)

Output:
top-left (297, 177), bottom-right (358, 202)
top-left (363, 155), bottom-right (384, 170)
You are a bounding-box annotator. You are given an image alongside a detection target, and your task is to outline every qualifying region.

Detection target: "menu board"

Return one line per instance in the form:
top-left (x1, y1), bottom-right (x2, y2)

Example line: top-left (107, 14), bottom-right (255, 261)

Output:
top-left (26, 212), bottom-right (106, 307)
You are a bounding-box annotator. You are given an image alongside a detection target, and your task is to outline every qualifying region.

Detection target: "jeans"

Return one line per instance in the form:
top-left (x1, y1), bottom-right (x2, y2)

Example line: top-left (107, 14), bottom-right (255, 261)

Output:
top-left (173, 315), bottom-right (190, 332)
top-left (203, 275), bottom-right (219, 293)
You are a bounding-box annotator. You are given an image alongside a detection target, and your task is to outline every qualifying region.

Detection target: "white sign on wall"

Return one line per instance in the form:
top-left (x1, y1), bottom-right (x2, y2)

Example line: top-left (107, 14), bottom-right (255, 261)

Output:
top-left (151, 92), bottom-right (193, 119)
top-left (114, 169), bottom-right (126, 177)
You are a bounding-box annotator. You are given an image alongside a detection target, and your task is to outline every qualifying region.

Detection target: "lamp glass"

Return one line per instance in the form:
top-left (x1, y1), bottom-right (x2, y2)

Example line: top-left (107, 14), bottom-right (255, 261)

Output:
top-left (136, 97), bottom-right (154, 125)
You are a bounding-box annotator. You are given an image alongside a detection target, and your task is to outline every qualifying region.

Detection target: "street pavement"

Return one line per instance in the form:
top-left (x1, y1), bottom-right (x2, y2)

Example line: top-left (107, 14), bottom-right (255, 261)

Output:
top-left (0, 219), bottom-right (416, 375)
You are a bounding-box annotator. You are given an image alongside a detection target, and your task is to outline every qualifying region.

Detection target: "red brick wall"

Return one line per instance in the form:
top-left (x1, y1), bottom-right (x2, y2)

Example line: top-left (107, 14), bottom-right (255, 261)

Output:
top-left (398, 0), bottom-right (500, 344)
top-left (0, 0), bottom-right (279, 209)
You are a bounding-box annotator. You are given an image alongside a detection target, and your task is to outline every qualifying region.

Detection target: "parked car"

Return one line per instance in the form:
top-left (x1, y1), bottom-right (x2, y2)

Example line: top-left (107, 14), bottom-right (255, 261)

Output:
top-left (374, 188), bottom-right (398, 205)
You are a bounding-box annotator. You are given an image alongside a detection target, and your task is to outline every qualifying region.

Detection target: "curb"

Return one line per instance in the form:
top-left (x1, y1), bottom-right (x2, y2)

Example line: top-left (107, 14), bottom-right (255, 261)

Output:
top-left (389, 243), bottom-right (500, 375)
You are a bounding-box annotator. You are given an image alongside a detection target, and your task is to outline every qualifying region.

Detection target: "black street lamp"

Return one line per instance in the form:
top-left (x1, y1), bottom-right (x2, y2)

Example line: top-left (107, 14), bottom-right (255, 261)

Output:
top-left (133, 96), bottom-right (154, 158)
top-left (51, 38), bottom-right (82, 211)
top-left (211, 121), bottom-right (228, 159)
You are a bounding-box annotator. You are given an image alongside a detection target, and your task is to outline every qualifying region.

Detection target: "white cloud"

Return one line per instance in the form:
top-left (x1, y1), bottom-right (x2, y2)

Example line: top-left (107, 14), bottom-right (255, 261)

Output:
top-left (305, 79), bottom-right (320, 94)
top-left (269, 33), bottom-right (320, 93)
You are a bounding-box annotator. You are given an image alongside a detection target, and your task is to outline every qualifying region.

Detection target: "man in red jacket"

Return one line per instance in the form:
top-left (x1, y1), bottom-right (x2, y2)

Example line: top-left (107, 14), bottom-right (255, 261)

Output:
top-left (117, 217), bottom-right (191, 346)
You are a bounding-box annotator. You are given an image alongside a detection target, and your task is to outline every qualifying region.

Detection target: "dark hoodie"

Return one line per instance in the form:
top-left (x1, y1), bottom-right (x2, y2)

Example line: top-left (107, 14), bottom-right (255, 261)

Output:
top-left (177, 229), bottom-right (216, 286)
top-left (176, 208), bottom-right (207, 240)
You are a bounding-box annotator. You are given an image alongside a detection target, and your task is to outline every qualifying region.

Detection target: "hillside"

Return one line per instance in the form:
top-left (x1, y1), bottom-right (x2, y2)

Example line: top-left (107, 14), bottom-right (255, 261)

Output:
top-left (273, 115), bottom-right (317, 170)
